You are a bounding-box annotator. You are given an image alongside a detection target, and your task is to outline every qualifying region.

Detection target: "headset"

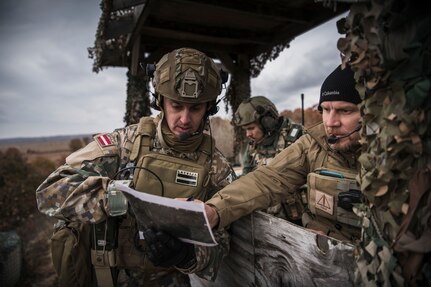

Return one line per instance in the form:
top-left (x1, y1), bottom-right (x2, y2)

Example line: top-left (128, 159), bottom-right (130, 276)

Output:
top-left (244, 98), bottom-right (280, 134)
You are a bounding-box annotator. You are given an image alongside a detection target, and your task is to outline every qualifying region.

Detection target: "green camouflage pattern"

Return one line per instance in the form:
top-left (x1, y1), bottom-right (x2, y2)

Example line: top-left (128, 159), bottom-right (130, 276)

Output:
top-left (242, 118), bottom-right (302, 175)
top-left (36, 116), bottom-right (236, 285)
top-left (337, 0), bottom-right (431, 285)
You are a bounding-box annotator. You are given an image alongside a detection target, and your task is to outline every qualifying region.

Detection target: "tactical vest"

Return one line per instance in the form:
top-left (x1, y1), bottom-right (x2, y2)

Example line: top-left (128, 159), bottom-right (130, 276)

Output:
top-left (130, 117), bottom-right (213, 200)
top-left (301, 130), bottom-right (362, 241)
top-left (267, 122), bottom-right (359, 242)
top-left (91, 117), bottom-right (215, 286)
top-left (307, 168), bottom-right (362, 227)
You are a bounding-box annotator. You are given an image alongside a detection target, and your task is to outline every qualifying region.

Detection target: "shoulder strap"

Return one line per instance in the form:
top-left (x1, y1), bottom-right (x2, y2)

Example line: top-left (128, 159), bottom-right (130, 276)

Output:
top-left (197, 134), bottom-right (214, 166)
top-left (130, 117), bottom-right (156, 161)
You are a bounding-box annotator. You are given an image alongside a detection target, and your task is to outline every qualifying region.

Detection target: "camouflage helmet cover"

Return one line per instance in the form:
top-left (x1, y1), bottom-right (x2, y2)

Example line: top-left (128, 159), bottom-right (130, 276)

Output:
top-left (153, 48), bottom-right (222, 104)
top-left (233, 96), bottom-right (279, 126)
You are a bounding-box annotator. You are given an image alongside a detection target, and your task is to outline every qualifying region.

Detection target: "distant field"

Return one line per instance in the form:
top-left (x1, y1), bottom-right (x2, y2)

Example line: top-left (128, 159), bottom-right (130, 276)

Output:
top-left (0, 134), bottom-right (91, 163)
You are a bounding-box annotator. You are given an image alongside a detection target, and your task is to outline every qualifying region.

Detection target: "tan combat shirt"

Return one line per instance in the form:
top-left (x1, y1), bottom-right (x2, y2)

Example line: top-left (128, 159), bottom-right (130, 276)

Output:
top-left (207, 122), bottom-right (360, 236)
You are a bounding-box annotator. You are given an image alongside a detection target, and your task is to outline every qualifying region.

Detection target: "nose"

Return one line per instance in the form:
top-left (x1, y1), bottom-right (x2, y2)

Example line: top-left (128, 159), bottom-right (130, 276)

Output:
top-left (179, 108), bottom-right (191, 124)
top-left (246, 130), bottom-right (253, 138)
top-left (325, 110), bottom-right (341, 127)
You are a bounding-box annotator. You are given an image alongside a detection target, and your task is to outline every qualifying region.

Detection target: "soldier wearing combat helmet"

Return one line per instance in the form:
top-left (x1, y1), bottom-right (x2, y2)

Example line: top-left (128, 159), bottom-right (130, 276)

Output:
top-left (36, 47), bottom-right (236, 287)
top-left (233, 96), bottom-right (303, 175)
top-left (233, 96), bottom-right (304, 223)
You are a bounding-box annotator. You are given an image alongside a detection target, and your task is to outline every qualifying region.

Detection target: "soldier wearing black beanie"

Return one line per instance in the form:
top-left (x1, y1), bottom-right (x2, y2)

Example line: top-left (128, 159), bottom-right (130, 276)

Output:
top-left (318, 65), bottom-right (361, 111)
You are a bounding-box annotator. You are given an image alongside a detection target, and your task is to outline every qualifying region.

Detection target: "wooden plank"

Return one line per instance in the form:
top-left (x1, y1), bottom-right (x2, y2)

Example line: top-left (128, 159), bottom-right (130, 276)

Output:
top-left (190, 214), bottom-right (255, 286)
top-left (253, 212), bottom-right (355, 286)
top-left (112, 0), bottom-right (147, 11)
top-left (140, 26), bottom-right (270, 46)
top-left (191, 211), bottom-right (355, 286)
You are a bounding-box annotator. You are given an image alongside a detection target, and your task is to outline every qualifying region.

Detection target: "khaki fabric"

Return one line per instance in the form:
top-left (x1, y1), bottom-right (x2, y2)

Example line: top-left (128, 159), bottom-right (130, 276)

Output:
top-left (207, 122), bottom-right (361, 241)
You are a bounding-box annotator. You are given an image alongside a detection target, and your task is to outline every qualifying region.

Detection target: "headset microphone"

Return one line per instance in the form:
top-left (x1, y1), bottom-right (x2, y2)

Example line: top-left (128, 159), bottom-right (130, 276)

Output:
top-left (327, 125), bottom-right (361, 144)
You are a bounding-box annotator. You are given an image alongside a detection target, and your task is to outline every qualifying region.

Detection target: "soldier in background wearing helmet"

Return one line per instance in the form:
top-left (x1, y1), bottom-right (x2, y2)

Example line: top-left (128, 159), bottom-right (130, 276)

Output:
top-left (203, 65), bottom-right (364, 244)
top-left (36, 48), bottom-right (236, 287)
top-left (233, 96), bottom-right (304, 223)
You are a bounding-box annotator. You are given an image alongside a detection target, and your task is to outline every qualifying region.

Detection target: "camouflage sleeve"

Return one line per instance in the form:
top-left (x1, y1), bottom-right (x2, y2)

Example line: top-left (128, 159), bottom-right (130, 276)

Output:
top-left (241, 145), bottom-right (254, 175)
top-left (177, 229), bottom-right (230, 281)
top-left (36, 134), bottom-right (121, 223)
top-left (209, 149), bottom-right (237, 192)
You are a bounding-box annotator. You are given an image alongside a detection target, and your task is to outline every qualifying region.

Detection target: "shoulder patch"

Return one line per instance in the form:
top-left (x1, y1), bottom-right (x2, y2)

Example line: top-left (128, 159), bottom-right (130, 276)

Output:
top-left (94, 134), bottom-right (114, 148)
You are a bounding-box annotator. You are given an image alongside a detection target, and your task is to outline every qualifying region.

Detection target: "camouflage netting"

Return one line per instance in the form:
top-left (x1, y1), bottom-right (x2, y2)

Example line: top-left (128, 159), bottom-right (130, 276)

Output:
top-left (124, 70), bottom-right (152, 125)
top-left (337, 0), bottom-right (431, 286)
top-left (88, 0), bottom-right (130, 73)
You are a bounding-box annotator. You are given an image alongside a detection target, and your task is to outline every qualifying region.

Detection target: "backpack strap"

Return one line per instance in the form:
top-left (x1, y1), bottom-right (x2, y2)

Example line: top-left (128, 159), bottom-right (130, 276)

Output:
top-left (130, 117), bottom-right (156, 161)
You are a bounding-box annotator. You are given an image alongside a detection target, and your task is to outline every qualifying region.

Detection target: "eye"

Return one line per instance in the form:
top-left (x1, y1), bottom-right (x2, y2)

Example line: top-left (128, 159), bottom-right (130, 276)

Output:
top-left (321, 106), bottom-right (330, 112)
top-left (170, 102), bottom-right (183, 110)
top-left (340, 109), bottom-right (352, 114)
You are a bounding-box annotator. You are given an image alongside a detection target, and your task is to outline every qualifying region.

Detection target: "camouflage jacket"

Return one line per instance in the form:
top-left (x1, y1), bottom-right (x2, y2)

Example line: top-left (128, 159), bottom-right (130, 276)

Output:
top-left (36, 116), bottom-right (236, 282)
top-left (207, 122), bottom-right (362, 242)
top-left (242, 118), bottom-right (302, 175)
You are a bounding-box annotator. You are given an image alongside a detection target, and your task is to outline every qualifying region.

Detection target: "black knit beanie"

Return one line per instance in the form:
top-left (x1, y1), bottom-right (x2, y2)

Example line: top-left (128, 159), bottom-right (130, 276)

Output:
top-left (318, 65), bottom-right (361, 111)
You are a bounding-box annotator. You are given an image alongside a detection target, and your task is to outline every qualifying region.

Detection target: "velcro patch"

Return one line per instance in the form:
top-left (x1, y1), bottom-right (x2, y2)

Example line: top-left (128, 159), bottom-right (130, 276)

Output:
top-left (315, 190), bottom-right (334, 215)
top-left (175, 170), bottom-right (198, 186)
top-left (95, 134), bottom-right (114, 148)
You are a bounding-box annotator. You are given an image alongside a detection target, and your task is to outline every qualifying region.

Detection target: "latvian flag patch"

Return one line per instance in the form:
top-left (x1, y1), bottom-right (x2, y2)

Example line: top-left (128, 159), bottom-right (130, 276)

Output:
top-left (95, 134), bottom-right (114, 148)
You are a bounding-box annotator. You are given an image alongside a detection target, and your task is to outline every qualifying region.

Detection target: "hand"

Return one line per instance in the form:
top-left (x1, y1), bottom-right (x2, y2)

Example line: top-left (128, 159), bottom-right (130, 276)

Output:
top-left (205, 204), bottom-right (220, 229)
top-left (142, 228), bottom-right (196, 268)
top-left (174, 198), bottom-right (220, 229)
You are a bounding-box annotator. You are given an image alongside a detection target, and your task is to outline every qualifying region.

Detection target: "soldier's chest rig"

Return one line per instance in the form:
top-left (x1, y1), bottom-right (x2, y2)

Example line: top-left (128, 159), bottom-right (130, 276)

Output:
top-left (306, 150), bottom-right (362, 228)
top-left (92, 117), bottom-right (214, 285)
top-left (129, 117), bottom-right (213, 200)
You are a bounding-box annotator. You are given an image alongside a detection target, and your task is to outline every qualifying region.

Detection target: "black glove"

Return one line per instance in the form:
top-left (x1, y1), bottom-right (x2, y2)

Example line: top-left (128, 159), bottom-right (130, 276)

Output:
top-left (142, 228), bottom-right (196, 268)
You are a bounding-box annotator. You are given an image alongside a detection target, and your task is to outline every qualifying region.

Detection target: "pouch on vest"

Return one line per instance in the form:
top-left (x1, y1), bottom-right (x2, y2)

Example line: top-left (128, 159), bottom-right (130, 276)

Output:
top-left (307, 168), bottom-right (362, 227)
top-left (50, 220), bottom-right (93, 287)
top-left (133, 153), bottom-right (208, 200)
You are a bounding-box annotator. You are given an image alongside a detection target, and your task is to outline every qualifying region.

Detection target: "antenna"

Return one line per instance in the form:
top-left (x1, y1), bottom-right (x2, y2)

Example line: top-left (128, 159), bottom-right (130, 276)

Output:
top-left (301, 93), bottom-right (305, 126)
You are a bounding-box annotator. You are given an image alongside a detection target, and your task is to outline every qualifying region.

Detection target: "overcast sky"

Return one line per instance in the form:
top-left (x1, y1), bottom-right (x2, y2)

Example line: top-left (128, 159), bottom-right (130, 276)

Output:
top-left (0, 0), bottom-right (346, 139)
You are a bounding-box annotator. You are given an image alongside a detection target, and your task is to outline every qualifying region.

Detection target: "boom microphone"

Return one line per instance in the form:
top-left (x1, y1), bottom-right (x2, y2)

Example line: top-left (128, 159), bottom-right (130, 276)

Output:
top-left (327, 125), bottom-right (361, 144)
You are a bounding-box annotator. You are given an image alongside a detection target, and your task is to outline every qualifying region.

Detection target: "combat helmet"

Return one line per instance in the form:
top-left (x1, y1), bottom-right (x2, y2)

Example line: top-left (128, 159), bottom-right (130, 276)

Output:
top-left (152, 48), bottom-right (223, 113)
top-left (233, 96), bottom-right (280, 133)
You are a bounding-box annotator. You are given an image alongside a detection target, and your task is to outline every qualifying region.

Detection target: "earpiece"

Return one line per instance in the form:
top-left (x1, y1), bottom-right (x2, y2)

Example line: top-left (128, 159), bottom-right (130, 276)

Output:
top-left (255, 105), bottom-right (279, 134)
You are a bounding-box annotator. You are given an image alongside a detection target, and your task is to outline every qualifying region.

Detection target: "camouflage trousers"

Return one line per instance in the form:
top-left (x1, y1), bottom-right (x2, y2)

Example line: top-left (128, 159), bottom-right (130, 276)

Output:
top-left (117, 269), bottom-right (190, 287)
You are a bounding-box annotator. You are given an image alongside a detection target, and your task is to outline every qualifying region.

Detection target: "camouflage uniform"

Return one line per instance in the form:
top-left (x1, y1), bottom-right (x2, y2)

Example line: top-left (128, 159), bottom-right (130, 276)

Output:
top-left (234, 96), bottom-right (304, 223)
top-left (36, 116), bottom-right (235, 286)
top-left (207, 123), bottom-right (362, 243)
top-left (242, 117), bottom-right (302, 175)
top-left (37, 48), bottom-right (235, 287)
